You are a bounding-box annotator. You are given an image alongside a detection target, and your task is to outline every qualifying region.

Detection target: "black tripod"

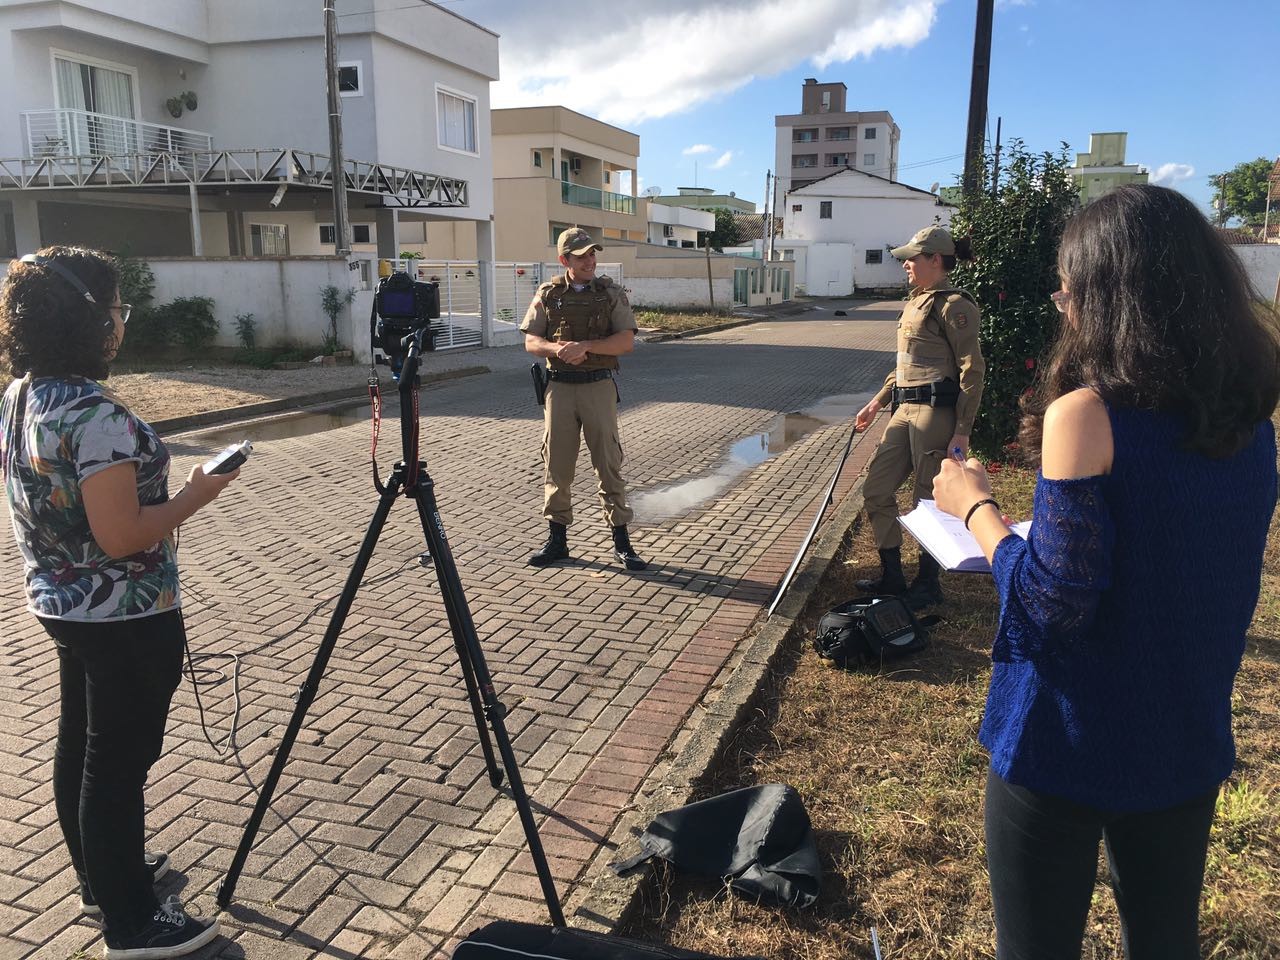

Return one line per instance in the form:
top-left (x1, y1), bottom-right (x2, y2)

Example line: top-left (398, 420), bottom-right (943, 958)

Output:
top-left (217, 329), bottom-right (565, 926)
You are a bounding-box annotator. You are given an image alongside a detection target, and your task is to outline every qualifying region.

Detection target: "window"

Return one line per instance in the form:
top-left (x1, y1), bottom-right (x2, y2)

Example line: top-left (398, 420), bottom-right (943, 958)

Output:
top-left (865, 249), bottom-right (883, 264)
top-left (791, 204), bottom-right (802, 213)
top-left (826, 153), bottom-right (849, 167)
top-left (864, 153), bottom-right (876, 168)
top-left (827, 127), bottom-right (850, 141)
top-left (437, 86), bottom-right (477, 154)
top-left (821, 91), bottom-right (831, 111)
top-left (667, 239), bottom-right (678, 247)
top-left (603, 170), bottom-right (611, 184)
top-left (864, 127), bottom-right (877, 140)
top-left (533, 150), bottom-right (542, 168)
top-left (793, 154), bottom-right (818, 168)
top-left (819, 201), bottom-right (832, 219)
top-left (793, 128), bottom-right (818, 143)
top-left (550, 223), bottom-right (569, 245)
top-left (250, 223), bottom-right (288, 255)
top-left (320, 224), bottom-right (372, 244)
top-left (337, 62), bottom-right (362, 97)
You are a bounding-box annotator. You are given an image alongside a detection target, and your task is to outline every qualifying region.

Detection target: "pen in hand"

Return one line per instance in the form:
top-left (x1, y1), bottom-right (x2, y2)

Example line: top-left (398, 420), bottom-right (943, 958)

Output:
top-left (952, 445), bottom-right (965, 463)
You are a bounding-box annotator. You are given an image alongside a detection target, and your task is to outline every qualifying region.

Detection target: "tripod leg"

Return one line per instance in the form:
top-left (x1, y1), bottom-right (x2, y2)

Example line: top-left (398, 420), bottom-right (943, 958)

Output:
top-left (410, 471), bottom-right (567, 927)
top-left (218, 468), bottom-right (404, 910)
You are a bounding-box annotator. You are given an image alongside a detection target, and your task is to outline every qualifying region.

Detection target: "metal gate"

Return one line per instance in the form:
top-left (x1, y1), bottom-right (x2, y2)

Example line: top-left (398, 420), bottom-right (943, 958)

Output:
top-left (389, 260), bottom-right (624, 350)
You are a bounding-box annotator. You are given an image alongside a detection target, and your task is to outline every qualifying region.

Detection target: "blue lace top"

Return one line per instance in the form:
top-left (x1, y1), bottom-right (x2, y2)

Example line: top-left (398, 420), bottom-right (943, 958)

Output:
top-left (983, 406), bottom-right (1277, 811)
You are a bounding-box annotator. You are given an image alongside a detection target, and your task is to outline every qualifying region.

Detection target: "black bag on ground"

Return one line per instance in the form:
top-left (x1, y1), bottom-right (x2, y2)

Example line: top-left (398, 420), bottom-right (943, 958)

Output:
top-left (609, 783), bottom-right (821, 909)
top-left (813, 595), bottom-right (930, 668)
top-left (450, 921), bottom-right (765, 959)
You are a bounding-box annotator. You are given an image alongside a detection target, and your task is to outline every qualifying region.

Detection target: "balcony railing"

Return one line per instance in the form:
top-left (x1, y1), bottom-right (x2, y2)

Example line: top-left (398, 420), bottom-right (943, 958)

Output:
top-left (21, 108), bottom-right (212, 159)
top-left (560, 180), bottom-right (636, 215)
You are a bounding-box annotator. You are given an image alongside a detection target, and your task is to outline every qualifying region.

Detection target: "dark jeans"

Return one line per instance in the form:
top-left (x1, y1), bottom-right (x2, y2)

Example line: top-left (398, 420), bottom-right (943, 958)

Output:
top-left (44, 610), bottom-right (184, 936)
top-left (985, 766), bottom-right (1217, 960)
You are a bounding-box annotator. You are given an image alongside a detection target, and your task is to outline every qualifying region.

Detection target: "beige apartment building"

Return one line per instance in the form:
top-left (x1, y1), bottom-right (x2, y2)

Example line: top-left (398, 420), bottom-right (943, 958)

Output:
top-left (773, 78), bottom-right (899, 219)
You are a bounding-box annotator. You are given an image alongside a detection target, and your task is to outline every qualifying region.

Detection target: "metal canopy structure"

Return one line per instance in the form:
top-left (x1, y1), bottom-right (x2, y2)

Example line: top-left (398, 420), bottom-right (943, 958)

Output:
top-left (0, 147), bottom-right (468, 208)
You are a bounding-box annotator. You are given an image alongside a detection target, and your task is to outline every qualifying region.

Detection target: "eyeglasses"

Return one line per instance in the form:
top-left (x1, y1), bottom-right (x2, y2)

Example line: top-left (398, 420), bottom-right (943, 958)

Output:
top-left (111, 303), bottom-right (132, 324)
top-left (1049, 290), bottom-right (1070, 313)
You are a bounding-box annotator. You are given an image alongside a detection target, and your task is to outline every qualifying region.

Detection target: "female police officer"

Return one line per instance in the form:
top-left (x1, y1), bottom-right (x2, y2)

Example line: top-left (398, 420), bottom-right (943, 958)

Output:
top-left (853, 225), bottom-right (984, 609)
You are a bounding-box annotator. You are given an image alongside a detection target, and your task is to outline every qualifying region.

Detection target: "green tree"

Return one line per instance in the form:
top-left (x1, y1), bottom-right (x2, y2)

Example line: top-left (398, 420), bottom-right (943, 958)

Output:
top-left (1208, 157), bottom-right (1272, 227)
top-left (699, 208), bottom-right (742, 252)
top-left (319, 284), bottom-right (356, 353)
top-left (949, 139), bottom-right (1079, 458)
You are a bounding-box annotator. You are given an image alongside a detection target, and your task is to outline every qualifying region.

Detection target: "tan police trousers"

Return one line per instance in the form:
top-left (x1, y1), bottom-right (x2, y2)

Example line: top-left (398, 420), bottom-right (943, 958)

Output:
top-left (862, 402), bottom-right (956, 550)
top-left (541, 377), bottom-right (634, 528)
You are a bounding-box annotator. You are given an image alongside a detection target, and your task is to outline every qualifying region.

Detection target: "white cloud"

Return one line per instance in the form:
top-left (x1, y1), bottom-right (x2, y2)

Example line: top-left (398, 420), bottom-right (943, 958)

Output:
top-left (711, 150), bottom-right (734, 170)
top-left (1150, 162), bottom-right (1196, 186)
top-left (683, 144), bottom-right (715, 155)
top-left (479, 0), bottom-right (939, 126)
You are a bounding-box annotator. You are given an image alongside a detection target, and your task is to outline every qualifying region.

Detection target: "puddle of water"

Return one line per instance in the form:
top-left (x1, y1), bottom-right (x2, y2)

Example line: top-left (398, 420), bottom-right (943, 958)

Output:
top-left (632, 391), bottom-right (874, 522)
top-left (183, 402), bottom-right (373, 449)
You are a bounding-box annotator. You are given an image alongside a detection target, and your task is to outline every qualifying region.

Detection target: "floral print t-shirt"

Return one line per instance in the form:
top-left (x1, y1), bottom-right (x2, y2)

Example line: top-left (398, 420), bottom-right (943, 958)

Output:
top-left (0, 376), bottom-right (179, 620)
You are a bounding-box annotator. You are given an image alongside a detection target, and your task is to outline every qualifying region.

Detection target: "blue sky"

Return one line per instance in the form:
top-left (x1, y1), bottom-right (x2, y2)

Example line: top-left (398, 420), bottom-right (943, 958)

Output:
top-left (448, 0), bottom-right (1277, 216)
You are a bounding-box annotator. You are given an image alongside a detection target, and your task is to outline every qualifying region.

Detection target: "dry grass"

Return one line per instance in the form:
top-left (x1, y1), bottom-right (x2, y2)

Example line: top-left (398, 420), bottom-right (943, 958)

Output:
top-left (624, 425), bottom-right (1280, 959)
top-left (636, 309), bottom-right (737, 333)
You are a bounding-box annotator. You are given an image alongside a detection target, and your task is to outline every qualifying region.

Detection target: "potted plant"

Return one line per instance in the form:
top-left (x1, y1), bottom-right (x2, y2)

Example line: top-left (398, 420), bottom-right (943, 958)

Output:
top-left (165, 97), bottom-right (184, 119)
top-left (182, 90), bottom-right (198, 111)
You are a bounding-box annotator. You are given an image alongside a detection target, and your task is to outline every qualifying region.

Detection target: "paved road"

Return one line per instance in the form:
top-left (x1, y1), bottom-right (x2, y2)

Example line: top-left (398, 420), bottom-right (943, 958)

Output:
top-left (0, 300), bottom-right (900, 959)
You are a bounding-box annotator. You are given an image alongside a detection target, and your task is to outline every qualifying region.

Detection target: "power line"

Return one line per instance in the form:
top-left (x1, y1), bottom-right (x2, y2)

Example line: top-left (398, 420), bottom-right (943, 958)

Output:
top-left (336, 0), bottom-right (467, 17)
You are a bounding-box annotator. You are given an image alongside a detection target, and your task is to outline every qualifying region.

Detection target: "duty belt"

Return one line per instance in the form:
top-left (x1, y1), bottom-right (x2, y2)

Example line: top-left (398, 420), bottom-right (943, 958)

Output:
top-left (547, 368), bottom-right (613, 384)
top-left (892, 381), bottom-right (959, 408)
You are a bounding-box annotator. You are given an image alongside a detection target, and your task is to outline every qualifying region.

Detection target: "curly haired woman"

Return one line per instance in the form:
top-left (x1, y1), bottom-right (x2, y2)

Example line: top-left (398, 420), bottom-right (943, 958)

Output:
top-left (1, 247), bottom-right (237, 958)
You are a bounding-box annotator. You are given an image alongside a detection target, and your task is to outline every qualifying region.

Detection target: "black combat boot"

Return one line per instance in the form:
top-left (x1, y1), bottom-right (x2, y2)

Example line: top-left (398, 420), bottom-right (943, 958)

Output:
top-left (612, 525), bottom-right (648, 571)
top-left (904, 550), bottom-right (944, 610)
top-left (528, 521), bottom-right (570, 567)
top-left (854, 547), bottom-right (908, 595)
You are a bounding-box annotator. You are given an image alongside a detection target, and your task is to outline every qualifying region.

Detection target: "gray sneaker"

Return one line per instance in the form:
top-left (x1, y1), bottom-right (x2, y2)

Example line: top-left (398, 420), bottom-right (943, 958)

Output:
top-left (81, 851), bottom-right (171, 916)
top-left (103, 895), bottom-right (220, 959)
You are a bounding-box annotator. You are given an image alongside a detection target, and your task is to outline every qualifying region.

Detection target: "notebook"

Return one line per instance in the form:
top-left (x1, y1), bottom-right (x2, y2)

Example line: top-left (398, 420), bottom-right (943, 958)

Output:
top-left (898, 499), bottom-right (1031, 574)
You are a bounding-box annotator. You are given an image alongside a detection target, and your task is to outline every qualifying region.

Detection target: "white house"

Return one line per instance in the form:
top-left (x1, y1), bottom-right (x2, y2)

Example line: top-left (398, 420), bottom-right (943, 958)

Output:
top-left (779, 167), bottom-right (952, 297)
top-left (0, 0), bottom-right (499, 346)
top-left (646, 201), bottom-right (713, 248)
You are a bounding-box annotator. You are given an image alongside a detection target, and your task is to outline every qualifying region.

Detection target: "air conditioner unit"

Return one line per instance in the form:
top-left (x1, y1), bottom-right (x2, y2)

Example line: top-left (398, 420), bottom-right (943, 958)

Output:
top-left (569, 157), bottom-right (582, 174)
top-left (662, 224), bottom-right (674, 237)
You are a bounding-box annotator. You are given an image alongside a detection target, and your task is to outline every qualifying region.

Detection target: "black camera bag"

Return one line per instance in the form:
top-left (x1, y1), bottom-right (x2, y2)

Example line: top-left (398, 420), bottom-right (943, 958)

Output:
top-left (813, 595), bottom-right (931, 668)
top-left (451, 921), bottom-right (765, 959)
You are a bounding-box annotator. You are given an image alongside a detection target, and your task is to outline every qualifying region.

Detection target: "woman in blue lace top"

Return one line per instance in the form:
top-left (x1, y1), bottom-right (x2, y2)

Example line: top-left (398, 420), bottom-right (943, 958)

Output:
top-left (1, 248), bottom-right (238, 957)
top-left (933, 185), bottom-right (1279, 960)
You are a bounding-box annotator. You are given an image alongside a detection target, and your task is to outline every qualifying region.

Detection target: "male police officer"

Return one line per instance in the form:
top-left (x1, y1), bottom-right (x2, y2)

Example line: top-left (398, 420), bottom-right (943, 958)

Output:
top-left (521, 227), bottom-right (646, 571)
top-left (853, 225), bottom-right (985, 609)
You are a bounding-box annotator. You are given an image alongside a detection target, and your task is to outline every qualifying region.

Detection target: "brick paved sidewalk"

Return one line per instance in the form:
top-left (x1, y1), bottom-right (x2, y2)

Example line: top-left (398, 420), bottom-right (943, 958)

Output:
top-left (0, 305), bottom-right (899, 959)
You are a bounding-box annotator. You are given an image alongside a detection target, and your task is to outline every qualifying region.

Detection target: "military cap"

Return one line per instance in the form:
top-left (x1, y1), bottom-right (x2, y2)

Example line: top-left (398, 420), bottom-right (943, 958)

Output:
top-left (891, 225), bottom-right (955, 260)
top-left (557, 227), bottom-right (604, 257)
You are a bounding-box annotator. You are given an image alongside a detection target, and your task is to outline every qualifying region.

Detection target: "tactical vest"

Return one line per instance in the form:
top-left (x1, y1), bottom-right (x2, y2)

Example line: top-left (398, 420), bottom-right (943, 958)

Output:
top-left (540, 276), bottom-right (619, 372)
top-left (895, 284), bottom-right (978, 387)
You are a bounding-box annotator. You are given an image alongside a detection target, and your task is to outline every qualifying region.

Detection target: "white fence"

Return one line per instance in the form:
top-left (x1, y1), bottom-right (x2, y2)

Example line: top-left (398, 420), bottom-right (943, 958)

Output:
top-left (21, 108), bottom-right (212, 159)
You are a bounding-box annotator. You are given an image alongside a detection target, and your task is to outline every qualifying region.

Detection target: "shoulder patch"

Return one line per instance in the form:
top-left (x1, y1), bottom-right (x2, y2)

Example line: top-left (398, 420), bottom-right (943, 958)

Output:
top-left (941, 293), bottom-right (978, 329)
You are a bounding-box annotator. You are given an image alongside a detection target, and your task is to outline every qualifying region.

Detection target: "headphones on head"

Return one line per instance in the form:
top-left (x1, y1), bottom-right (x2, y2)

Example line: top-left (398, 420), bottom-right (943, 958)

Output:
top-left (18, 253), bottom-right (112, 327)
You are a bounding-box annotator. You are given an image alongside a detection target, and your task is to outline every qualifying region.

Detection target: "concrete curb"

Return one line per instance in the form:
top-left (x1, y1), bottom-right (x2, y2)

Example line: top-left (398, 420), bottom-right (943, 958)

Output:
top-left (564, 475), bottom-right (868, 932)
top-left (640, 318), bottom-right (760, 343)
top-left (151, 364), bottom-right (489, 435)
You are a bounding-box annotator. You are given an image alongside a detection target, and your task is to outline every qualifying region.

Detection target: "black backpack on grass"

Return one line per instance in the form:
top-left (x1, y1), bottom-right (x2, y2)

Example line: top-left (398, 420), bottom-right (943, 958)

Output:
top-left (813, 595), bottom-right (931, 668)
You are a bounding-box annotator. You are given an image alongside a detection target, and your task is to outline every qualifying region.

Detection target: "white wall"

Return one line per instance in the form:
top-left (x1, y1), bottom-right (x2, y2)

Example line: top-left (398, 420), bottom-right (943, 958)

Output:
top-left (147, 257), bottom-right (358, 350)
top-left (1235, 244), bottom-right (1280, 301)
top-left (627, 276), bottom-right (733, 310)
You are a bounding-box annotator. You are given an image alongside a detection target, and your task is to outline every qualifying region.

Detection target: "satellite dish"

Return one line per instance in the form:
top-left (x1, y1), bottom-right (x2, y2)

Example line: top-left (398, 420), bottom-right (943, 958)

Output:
top-left (729, 191), bottom-right (736, 197)
top-left (929, 182), bottom-right (940, 194)
top-left (642, 185), bottom-right (662, 197)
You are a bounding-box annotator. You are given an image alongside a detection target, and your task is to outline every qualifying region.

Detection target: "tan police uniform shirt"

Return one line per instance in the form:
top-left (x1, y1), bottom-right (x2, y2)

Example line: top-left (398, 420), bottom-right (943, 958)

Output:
top-left (873, 281), bottom-right (985, 436)
top-left (519, 276), bottom-right (639, 343)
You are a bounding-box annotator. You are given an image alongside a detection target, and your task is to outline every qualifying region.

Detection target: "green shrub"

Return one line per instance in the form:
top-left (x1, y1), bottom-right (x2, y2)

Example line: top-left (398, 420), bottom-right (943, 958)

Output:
top-left (151, 296), bottom-right (218, 350)
top-left (319, 284), bottom-right (356, 354)
top-left (948, 139), bottom-right (1079, 458)
top-left (234, 312), bottom-right (256, 351)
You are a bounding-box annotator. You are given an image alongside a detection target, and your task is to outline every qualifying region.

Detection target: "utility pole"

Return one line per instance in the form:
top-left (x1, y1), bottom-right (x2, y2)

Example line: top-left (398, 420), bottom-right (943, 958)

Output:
top-left (962, 0), bottom-right (995, 197)
top-left (324, 0), bottom-right (351, 255)
top-left (990, 116), bottom-right (1002, 198)
top-left (763, 169), bottom-right (773, 261)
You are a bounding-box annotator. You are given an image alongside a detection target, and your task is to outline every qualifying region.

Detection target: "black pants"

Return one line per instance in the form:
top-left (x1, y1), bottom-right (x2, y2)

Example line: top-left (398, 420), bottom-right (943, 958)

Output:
top-left (985, 767), bottom-right (1217, 960)
top-left (44, 610), bottom-right (184, 936)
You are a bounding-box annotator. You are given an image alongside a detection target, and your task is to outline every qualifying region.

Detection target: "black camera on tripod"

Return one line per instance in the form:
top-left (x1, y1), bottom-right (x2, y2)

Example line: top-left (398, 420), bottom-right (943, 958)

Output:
top-left (371, 271), bottom-right (441, 380)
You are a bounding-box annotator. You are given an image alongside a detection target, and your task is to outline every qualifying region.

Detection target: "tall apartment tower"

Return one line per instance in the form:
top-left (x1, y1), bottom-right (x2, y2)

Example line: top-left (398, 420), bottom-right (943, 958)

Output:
top-left (773, 78), bottom-right (900, 217)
